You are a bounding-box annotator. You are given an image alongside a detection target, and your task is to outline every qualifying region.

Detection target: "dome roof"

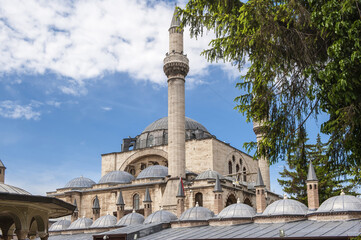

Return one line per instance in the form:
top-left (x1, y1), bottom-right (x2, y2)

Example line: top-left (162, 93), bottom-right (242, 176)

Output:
top-left (195, 170), bottom-right (225, 180)
top-left (116, 212), bottom-right (145, 226)
top-left (179, 205), bottom-right (215, 221)
top-left (90, 214), bottom-right (117, 228)
top-left (316, 194), bottom-right (361, 213)
top-left (262, 198), bottom-right (308, 216)
top-left (99, 171), bottom-right (134, 184)
top-left (144, 209), bottom-right (177, 224)
top-left (0, 183), bottom-right (31, 195)
top-left (49, 219), bottom-right (71, 231)
top-left (68, 217), bottom-right (93, 229)
top-left (217, 202), bottom-right (256, 219)
top-left (136, 165), bottom-right (168, 179)
top-left (142, 117), bottom-right (208, 133)
top-left (64, 176), bottom-right (95, 188)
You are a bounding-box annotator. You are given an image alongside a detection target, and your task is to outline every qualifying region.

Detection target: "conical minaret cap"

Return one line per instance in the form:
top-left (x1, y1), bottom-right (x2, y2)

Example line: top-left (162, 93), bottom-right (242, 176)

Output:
top-left (116, 190), bottom-right (125, 206)
top-left (176, 178), bottom-right (185, 197)
top-left (143, 187), bottom-right (152, 202)
top-left (307, 161), bottom-right (318, 181)
top-left (73, 199), bottom-right (78, 212)
top-left (92, 195), bottom-right (100, 209)
top-left (0, 159), bottom-right (6, 169)
top-left (170, 7), bottom-right (181, 28)
top-left (255, 168), bottom-right (265, 187)
top-left (213, 174), bottom-right (223, 192)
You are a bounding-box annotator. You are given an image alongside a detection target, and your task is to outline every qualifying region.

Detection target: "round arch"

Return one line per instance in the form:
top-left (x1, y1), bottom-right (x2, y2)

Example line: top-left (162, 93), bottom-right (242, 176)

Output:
top-left (244, 198), bottom-right (252, 207)
top-left (225, 194), bottom-right (237, 207)
top-left (119, 149), bottom-right (168, 171)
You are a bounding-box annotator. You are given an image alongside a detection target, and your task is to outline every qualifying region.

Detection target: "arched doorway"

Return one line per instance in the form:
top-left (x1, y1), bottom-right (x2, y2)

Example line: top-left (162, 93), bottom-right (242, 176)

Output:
top-left (226, 194), bottom-right (237, 207)
top-left (195, 192), bottom-right (203, 206)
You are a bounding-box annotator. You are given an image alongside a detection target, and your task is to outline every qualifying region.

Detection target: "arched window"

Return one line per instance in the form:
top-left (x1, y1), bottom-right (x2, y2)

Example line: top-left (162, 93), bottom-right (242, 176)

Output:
top-left (239, 158), bottom-right (243, 165)
top-left (130, 168), bottom-right (135, 175)
top-left (236, 164), bottom-right (240, 173)
top-left (232, 155), bottom-right (235, 162)
top-left (195, 192), bottom-right (203, 206)
top-left (147, 134), bottom-right (154, 147)
top-left (133, 194), bottom-right (140, 210)
top-left (228, 161), bottom-right (232, 174)
top-left (244, 198), bottom-right (252, 207)
top-left (243, 167), bottom-right (247, 182)
top-left (141, 164), bottom-right (146, 170)
top-left (226, 194), bottom-right (237, 207)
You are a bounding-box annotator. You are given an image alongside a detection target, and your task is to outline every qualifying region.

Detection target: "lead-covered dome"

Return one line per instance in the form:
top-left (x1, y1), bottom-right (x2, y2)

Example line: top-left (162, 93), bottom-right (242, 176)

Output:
top-left (262, 198), bottom-right (308, 216)
top-left (143, 117), bottom-right (208, 133)
top-left (99, 171), bottom-right (134, 184)
top-left (68, 217), bottom-right (93, 229)
top-left (64, 176), bottom-right (95, 188)
top-left (316, 194), bottom-right (361, 213)
top-left (116, 212), bottom-right (145, 226)
top-left (195, 170), bottom-right (225, 180)
top-left (218, 202), bottom-right (255, 219)
top-left (0, 183), bottom-right (31, 195)
top-left (136, 165), bottom-right (168, 179)
top-left (49, 219), bottom-right (71, 231)
top-left (144, 209), bottom-right (177, 224)
top-left (90, 214), bottom-right (117, 228)
top-left (179, 205), bottom-right (215, 221)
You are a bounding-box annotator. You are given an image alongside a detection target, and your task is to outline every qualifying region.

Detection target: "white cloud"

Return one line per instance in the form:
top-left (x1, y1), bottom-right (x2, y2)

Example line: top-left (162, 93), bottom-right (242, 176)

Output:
top-left (0, 100), bottom-right (41, 120)
top-left (101, 106), bottom-right (112, 111)
top-left (0, 0), bottom-right (244, 94)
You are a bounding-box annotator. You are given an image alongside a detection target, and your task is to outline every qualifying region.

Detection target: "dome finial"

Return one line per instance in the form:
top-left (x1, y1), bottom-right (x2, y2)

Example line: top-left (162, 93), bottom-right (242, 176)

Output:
top-left (237, 198), bottom-right (241, 204)
top-left (283, 194), bottom-right (288, 199)
top-left (196, 202), bottom-right (199, 207)
top-left (133, 209), bottom-right (136, 213)
top-left (340, 189), bottom-right (345, 195)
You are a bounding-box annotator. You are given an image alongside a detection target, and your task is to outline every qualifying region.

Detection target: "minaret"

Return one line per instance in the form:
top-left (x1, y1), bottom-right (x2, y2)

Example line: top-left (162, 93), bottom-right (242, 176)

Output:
top-left (164, 7), bottom-right (189, 179)
top-left (306, 161), bottom-right (319, 210)
top-left (253, 120), bottom-right (271, 190)
top-left (255, 168), bottom-right (267, 213)
top-left (213, 175), bottom-right (223, 214)
top-left (116, 190), bottom-right (125, 221)
top-left (0, 159), bottom-right (6, 183)
top-left (162, 7), bottom-right (189, 211)
top-left (143, 188), bottom-right (152, 218)
top-left (92, 195), bottom-right (100, 220)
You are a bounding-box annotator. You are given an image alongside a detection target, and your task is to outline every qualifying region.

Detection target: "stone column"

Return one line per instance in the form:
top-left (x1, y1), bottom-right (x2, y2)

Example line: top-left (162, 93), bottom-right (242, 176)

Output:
top-left (15, 229), bottom-right (29, 240)
top-left (38, 232), bottom-right (49, 240)
top-left (253, 120), bottom-right (271, 190)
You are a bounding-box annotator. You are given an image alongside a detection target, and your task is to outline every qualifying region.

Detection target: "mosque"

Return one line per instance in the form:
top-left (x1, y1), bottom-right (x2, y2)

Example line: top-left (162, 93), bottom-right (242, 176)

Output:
top-left (0, 8), bottom-right (360, 240)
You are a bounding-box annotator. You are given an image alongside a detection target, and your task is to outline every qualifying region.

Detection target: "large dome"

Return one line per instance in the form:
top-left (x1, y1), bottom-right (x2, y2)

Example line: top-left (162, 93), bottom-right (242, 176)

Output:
top-left (0, 183), bottom-right (31, 195)
top-left (116, 212), bottom-right (145, 226)
top-left (217, 202), bottom-right (255, 219)
top-left (179, 205), bottom-right (215, 221)
top-left (90, 214), bottom-right (117, 228)
top-left (144, 209), bottom-right (177, 224)
top-left (316, 194), bottom-right (361, 213)
top-left (64, 176), bottom-right (96, 188)
top-left (49, 219), bottom-right (71, 231)
top-left (99, 171), bottom-right (135, 184)
top-left (195, 170), bottom-right (225, 181)
top-left (142, 117), bottom-right (208, 133)
top-left (136, 165), bottom-right (168, 179)
top-left (262, 198), bottom-right (308, 216)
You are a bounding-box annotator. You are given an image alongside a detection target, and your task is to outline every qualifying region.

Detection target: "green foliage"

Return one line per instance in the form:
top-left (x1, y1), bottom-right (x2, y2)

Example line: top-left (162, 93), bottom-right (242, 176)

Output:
top-left (278, 131), bottom-right (356, 204)
top-left (179, 0), bottom-right (361, 181)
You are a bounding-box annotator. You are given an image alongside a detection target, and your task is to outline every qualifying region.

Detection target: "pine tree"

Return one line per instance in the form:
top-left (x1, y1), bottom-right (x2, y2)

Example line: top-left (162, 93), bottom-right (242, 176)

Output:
top-left (278, 129), bottom-right (356, 205)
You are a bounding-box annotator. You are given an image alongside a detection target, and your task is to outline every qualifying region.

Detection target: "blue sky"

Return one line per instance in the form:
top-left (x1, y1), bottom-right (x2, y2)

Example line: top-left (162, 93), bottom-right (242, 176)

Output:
top-left (0, 0), bottom-right (328, 196)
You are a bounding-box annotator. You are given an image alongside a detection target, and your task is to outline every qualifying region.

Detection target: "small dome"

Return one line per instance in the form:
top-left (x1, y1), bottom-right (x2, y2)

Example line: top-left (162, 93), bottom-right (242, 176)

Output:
top-left (99, 171), bottom-right (134, 184)
top-left (116, 212), bottom-right (145, 226)
top-left (49, 219), bottom-right (71, 231)
top-left (68, 217), bottom-right (93, 229)
top-left (64, 176), bottom-right (95, 188)
top-left (218, 202), bottom-right (255, 219)
top-left (262, 199), bottom-right (308, 216)
top-left (142, 117), bottom-right (208, 133)
top-left (144, 209), bottom-right (177, 224)
top-left (0, 183), bottom-right (31, 195)
top-left (91, 214), bottom-right (117, 228)
top-left (316, 194), bottom-right (361, 213)
top-left (179, 205), bottom-right (215, 221)
top-left (195, 170), bottom-right (225, 180)
top-left (136, 165), bottom-right (168, 179)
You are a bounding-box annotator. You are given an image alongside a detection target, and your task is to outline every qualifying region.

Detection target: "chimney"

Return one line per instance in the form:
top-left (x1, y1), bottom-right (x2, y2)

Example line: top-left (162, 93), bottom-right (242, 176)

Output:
top-left (213, 175), bottom-right (223, 214)
top-left (255, 168), bottom-right (267, 213)
top-left (143, 188), bottom-right (152, 218)
top-left (176, 178), bottom-right (185, 218)
top-left (116, 190), bottom-right (125, 221)
top-left (306, 161), bottom-right (319, 210)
